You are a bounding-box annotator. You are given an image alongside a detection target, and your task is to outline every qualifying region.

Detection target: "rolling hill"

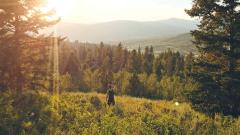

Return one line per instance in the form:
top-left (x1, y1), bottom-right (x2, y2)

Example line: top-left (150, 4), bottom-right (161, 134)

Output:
top-left (122, 33), bottom-right (196, 54)
top-left (53, 18), bottom-right (198, 42)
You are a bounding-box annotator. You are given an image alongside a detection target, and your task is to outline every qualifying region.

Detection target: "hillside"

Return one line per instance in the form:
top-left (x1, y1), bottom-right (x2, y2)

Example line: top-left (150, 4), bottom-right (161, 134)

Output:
top-left (49, 93), bottom-right (240, 135)
top-left (122, 33), bottom-right (196, 54)
top-left (52, 18), bottom-right (197, 42)
top-left (2, 92), bottom-right (239, 135)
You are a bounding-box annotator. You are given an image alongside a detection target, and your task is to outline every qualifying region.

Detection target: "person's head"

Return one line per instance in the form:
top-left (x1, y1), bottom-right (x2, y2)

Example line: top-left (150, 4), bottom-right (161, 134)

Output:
top-left (108, 84), bottom-right (112, 89)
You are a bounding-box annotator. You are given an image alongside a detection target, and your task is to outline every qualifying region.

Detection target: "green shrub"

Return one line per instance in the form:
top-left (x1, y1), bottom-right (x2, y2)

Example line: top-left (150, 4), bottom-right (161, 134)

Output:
top-left (0, 91), bottom-right (60, 135)
top-left (112, 104), bottom-right (124, 117)
top-left (90, 96), bottom-right (102, 110)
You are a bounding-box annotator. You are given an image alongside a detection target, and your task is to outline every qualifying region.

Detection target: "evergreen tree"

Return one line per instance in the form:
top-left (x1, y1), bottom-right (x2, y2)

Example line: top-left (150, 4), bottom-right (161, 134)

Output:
top-left (100, 56), bottom-right (113, 92)
top-left (146, 74), bottom-right (159, 99)
top-left (165, 55), bottom-right (176, 76)
top-left (175, 52), bottom-right (184, 75)
top-left (126, 73), bottom-right (144, 97)
top-left (186, 0), bottom-right (240, 116)
top-left (143, 46), bottom-right (154, 75)
top-left (64, 53), bottom-right (84, 90)
top-left (184, 52), bottom-right (194, 76)
top-left (122, 49), bottom-right (129, 70)
top-left (59, 43), bottom-right (71, 73)
top-left (113, 43), bottom-right (123, 72)
top-left (83, 69), bottom-right (101, 92)
top-left (153, 56), bottom-right (163, 79)
top-left (0, 0), bottom-right (59, 92)
top-left (137, 46), bottom-right (143, 72)
top-left (85, 48), bottom-right (94, 69)
top-left (127, 50), bottom-right (141, 73)
top-left (113, 71), bottom-right (131, 95)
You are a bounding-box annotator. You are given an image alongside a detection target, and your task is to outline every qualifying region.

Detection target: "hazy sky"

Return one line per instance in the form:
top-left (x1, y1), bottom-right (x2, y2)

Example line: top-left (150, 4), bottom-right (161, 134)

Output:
top-left (53, 0), bottom-right (193, 24)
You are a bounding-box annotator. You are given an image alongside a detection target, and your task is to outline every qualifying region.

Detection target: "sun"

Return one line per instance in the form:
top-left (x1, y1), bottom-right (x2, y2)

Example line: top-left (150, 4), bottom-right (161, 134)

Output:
top-left (46, 0), bottom-right (73, 17)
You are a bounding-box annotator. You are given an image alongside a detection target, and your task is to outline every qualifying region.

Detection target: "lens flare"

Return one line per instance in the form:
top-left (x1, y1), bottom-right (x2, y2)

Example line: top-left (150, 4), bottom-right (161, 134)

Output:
top-left (46, 0), bottom-right (73, 17)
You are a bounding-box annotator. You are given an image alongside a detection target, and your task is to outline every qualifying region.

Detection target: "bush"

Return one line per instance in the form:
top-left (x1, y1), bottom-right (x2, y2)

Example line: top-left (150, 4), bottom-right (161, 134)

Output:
top-left (0, 91), bottom-right (59, 135)
top-left (90, 96), bottom-right (102, 110)
top-left (112, 104), bottom-right (124, 117)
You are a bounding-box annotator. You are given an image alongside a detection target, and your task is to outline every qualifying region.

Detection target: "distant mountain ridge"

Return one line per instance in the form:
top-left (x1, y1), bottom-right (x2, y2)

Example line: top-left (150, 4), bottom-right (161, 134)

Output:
top-left (54, 18), bottom-right (198, 42)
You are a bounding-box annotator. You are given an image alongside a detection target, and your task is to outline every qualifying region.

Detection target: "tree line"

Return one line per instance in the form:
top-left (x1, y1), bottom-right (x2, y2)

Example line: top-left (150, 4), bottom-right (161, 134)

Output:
top-left (59, 41), bottom-right (197, 101)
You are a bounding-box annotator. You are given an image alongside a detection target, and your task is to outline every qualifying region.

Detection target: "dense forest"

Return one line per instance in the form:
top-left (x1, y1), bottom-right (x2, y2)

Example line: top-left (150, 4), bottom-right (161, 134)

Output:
top-left (58, 41), bottom-right (197, 101)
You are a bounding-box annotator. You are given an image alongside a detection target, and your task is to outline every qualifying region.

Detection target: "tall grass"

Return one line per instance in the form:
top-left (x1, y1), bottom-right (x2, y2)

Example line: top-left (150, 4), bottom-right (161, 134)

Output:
top-left (0, 91), bottom-right (240, 135)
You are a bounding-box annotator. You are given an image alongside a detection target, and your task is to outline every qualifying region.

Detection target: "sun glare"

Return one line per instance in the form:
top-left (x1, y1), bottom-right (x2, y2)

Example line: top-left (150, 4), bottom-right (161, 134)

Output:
top-left (46, 0), bottom-right (73, 17)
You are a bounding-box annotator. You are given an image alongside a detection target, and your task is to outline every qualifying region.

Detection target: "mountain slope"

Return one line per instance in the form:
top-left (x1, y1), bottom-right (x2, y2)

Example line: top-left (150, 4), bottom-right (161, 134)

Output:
top-left (54, 18), bottom-right (197, 42)
top-left (123, 33), bottom-right (196, 54)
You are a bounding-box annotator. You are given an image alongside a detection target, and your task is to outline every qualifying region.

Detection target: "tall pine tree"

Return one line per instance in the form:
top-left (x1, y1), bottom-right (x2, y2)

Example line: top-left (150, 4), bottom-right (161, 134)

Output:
top-left (0, 0), bottom-right (59, 92)
top-left (186, 0), bottom-right (240, 116)
top-left (143, 46), bottom-right (154, 75)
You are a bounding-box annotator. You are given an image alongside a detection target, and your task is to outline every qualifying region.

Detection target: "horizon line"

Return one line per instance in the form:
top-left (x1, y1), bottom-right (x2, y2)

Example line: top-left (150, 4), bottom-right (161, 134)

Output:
top-left (59, 17), bottom-right (196, 25)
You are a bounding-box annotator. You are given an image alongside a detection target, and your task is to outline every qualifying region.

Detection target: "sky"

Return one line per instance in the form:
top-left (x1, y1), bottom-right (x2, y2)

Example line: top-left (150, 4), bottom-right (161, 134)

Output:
top-left (50, 0), bottom-right (193, 24)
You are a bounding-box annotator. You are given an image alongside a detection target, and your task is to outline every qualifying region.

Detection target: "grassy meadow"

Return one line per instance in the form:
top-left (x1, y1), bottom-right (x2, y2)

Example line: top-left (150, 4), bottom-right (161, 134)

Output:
top-left (1, 91), bottom-right (240, 135)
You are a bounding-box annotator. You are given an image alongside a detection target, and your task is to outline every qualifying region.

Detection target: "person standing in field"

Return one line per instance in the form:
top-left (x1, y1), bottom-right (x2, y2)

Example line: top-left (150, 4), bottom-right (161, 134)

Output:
top-left (106, 84), bottom-right (115, 106)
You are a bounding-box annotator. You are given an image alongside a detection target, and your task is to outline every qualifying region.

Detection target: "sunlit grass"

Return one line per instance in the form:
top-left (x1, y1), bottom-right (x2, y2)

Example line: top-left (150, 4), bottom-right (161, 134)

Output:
top-left (54, 92), bottom-right (240, 134)
top-left (1, 91), bottom-right (240, 134)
